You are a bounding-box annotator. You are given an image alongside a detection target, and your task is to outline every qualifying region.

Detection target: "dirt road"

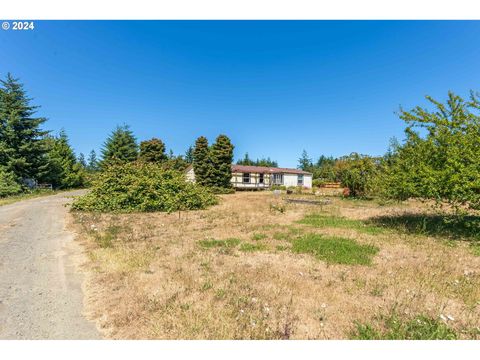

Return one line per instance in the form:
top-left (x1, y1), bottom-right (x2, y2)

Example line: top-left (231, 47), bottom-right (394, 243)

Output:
top-left (0, 191), bottom-right (99, 339)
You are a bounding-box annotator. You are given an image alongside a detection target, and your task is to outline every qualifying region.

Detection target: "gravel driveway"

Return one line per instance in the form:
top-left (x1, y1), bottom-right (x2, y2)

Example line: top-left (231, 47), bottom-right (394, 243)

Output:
top-left (0, 190), bottom-right (99, 339)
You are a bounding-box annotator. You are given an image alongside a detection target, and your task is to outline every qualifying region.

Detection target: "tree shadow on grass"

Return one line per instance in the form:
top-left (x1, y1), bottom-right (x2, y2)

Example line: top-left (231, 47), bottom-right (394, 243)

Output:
top-left (368, 213), bottom-right (480, 242)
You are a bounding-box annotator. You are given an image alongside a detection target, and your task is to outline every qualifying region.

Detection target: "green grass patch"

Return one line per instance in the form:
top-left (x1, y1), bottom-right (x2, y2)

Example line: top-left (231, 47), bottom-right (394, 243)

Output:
top-left (471, 243), bottom-right (480, 256)
top-left (291, 234), bottom-right (379, 265)
top-left (251, 233), bottom-right (267, 241)
top-left (239, 243), bottom-right (267, 252)
top-left (199, 238), bottom-right (241, 249)
top-left (352, 314), bottom-right (457, 340)
top-left (298, 214), bottom-right (384, 235)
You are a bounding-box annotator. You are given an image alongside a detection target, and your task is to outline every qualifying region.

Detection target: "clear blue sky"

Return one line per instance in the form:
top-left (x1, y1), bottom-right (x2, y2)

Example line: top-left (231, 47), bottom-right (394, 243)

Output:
top-left (1, 21), bottom-right (480, 167)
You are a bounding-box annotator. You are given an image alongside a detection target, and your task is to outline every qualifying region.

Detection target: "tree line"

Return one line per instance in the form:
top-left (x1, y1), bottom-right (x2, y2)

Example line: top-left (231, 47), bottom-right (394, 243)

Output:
top-left (0, 73), bottom-right (235, 197)
top-left (297, 91), bottom-right (480, 211)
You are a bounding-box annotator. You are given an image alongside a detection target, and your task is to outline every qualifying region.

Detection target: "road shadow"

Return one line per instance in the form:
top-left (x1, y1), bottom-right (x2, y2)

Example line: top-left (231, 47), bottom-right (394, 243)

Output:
top-left (369, 213), bottom-right (480, 242)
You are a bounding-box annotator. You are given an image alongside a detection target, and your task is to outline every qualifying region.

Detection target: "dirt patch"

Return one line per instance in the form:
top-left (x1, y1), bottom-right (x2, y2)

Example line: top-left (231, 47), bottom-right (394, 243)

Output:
top-left (70, 192), bottom-right (480, 339)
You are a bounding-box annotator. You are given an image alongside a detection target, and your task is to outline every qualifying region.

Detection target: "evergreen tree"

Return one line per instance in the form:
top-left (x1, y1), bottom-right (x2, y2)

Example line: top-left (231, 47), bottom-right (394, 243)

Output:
top-left (210, 134), bottom-right (234, 188)
top-left (237, 152), bottom-right (254, 165)
top-left (255, 157), bottom-right (278, 167)
top-left (87, 150), bottom-right (99, 171)
top-left (185, 146), bottom-right (194, 164)
top-left (41, 130), bottom-right (85, 188)
top-left (78, 152), bottom-right (87, 168)
top-left (193, 136), bottom-right (211, 187)
top-left (0, 165), bottom-right (22, 197)
top-left (139, 138), bottom-right (167, 163)
top-left (101, 125), bottom-right (138, 167)
top-left (0, 73), bottom-right (48, 180)
top-left (298, 150), bottom-right (313, 171)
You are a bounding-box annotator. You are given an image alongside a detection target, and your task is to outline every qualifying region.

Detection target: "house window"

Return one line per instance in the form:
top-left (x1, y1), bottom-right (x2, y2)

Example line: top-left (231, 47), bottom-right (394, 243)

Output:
top-left (273, 173), bottom-right (283, 185)
top-left (259, 174), bottom-right (264, 184)
top-left (297, 174), bottom-right (304, 186)
top-left (243, 173), bottom-right (250, 183)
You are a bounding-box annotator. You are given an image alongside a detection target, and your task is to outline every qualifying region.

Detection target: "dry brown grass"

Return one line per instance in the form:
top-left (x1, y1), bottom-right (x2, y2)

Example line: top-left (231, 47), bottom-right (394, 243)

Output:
top-left (70, 192), bottom-right (480, 339)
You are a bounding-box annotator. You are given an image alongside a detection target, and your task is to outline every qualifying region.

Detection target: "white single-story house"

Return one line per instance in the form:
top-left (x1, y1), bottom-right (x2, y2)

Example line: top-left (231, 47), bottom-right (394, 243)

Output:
top-left (185, 164), bottom-right (313, 189)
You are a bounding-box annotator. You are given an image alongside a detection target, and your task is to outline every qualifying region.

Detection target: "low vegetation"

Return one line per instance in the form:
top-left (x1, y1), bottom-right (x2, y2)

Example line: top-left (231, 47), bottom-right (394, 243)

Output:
top-left (72, 162), bottom-right (217, 212)
top-left (352, 313), bottom-right (458, 340)
top-left (71, 192), bottom-right (480, 339)
top-left (291, 234), bottom-right (379, 265)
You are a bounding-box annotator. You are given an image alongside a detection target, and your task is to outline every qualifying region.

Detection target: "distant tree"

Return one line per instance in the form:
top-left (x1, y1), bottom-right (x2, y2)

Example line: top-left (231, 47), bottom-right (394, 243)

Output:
top-left (193, 136), bottom-right (212, 187)
top-left (139, 138), bottom-right (167, 163)
top-left (298, 150), bottom-right (313, 171)
top-left (0, 73), bottom-right (49, 180)
top-left (255, 157), bottom-right (278, 167)
top-left (210, 134), bottom-right (234, 189)
top-left (184, 146), bottom-right (194, 164)
top-left (237, 152), bottom-right (254, 166)
top-left (78, 153), bottom-right (87, 168)
top-left (237, 153), bottom-right (278, 167)
top-left (380, 91), bottom-right (480, 210)
top-left (41, 130), bottom-right (85, 188)
top-left (101, 125), bottom-right (138, 167)
top-left (87, 150), bottom-right (99, 172)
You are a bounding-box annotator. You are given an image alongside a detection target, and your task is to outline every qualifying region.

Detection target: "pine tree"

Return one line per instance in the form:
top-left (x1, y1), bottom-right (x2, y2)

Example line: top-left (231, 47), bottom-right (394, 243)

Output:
top-left (185, 146), bottom-right (194, 164)
top-left (87, 150), bottom-right (99, 171)
top-left (237, 152), bottom-right (254, 166)
top-left (101, 125), bottom-right (138, 167)
top-left (193, 136), bottom-right (211, 187)
top-left (298, 150), bottom-right (313, 171)
top-left (210, 134), bottom-right (234, 188)
top-left (41, 130), bottom-right (85, 188)
top-left (78, 153), bottom-right (87, 168)
top-left (139, 138), bottom-right (167, 163)
top-left (0, 73), bottom-right (48, 180)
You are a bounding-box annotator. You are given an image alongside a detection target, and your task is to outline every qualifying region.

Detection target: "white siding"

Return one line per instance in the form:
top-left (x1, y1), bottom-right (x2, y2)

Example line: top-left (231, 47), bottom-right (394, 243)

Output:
top-left (282, 173), bottom-right (313, 188)
top-left (303, 175), bottom-right (313, 189)
top-left (186, 167), bottom-right (195, 182)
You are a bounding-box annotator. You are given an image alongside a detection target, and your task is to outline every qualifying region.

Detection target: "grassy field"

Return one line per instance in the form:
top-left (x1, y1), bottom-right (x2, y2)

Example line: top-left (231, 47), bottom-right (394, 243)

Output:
top-left (70, 191), bottom-right (480, 339)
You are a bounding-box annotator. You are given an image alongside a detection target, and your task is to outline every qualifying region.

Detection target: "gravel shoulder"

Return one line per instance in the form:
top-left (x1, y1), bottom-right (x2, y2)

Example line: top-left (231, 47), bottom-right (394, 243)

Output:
top-left (0, 190), bottom-right (100, 339)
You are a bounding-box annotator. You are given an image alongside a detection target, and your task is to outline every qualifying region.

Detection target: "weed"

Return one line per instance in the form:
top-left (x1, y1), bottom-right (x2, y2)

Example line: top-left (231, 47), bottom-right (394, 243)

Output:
top-left (199, 238), bottom-right (241, 249)
top-left (251, 233), bottom-right (267, 241)
top-left (291, 234), bottom-right (379, 265)
top-left (275, 245), bottom-right (290, 251)
top-left (352, 314), bottom-right (458, 340)
top-left (239, 243), bottom-right (267, 252)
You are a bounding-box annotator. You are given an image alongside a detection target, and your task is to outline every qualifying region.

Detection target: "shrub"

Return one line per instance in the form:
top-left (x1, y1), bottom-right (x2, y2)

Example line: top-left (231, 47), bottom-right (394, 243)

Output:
top-left (0, 166), bottom-right (22, 197)
top-left (72, 162), bottom-right (217, 212)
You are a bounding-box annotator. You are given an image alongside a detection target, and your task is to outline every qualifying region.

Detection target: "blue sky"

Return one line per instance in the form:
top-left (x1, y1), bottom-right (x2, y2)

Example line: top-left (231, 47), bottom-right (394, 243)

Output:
top-left (1, 21), bottom-right (480, 167)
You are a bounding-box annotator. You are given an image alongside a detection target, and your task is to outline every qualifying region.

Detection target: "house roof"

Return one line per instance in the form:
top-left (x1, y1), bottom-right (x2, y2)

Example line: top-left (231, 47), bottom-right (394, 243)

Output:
top-left (185, 164), bottom-right (312, 175)
top-left (231, 164), bottom-right (312, 175)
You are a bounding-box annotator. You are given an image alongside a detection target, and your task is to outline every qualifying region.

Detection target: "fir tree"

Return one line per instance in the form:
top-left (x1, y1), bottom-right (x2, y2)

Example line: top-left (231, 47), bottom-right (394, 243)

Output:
top-left (101, 125), bottom-right (138, 167)
top-left (298, 150), bottom-right (313, 171)
top-left (237, 152), bottom-right (254, 166)
top-left (185, 146), bottom-right (194, 164)
top-left (139, 138), bottom-right (167, 163)
top-left (210, 134), bottom-right (234, 188)
top-left (41, 130), bottom-right (85, 188)
top-left (78, 153), bottom-right (87, 168)
top-left (0, 73), bottom-right (48, 180)
top-left (193, 136), bottom-right (211, 187)
top-left (87, 150), bottom-right (99, 171)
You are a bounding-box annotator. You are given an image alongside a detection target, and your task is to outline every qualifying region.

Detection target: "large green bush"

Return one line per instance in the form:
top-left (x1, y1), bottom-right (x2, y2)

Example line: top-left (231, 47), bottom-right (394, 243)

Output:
top-left (72, 162), bottom-right (217, 212)
top-left (0, 166), bottom-right (22, 197)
